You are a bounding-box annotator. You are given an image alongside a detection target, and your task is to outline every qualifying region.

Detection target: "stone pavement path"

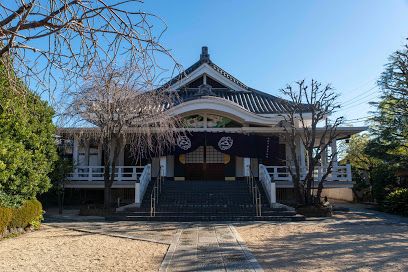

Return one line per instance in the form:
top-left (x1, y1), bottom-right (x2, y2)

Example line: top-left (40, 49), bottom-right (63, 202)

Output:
top-left (45, 214), bottom-right (263, 271)
top-left (160, 224), bottom-right (263, 272)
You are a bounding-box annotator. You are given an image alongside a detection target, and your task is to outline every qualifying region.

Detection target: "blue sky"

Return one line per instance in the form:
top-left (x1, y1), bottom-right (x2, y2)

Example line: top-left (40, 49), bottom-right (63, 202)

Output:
top-left (139, 0), bottom-right (408, 126)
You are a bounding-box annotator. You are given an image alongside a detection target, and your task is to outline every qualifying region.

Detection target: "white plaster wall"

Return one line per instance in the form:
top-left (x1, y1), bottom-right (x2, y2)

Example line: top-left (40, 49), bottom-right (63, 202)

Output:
top-left (321, 188), bottom-right (354, 202)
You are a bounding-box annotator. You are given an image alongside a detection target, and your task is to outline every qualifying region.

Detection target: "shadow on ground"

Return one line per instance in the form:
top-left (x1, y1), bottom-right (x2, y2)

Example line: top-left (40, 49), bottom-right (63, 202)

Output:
top-left (235, 209), bottom-right (408, 272)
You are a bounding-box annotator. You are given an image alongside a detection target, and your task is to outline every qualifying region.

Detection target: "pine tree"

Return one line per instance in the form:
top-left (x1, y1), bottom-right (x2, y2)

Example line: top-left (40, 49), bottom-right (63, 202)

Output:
top-left (368, 43), bottom-right (408, 167)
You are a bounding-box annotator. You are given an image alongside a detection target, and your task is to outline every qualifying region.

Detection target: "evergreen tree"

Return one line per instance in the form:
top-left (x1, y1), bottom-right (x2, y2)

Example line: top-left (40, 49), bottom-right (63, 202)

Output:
top-left (0, 61), bottom-right (57, 207)
top-left (368, 43), bottom-right (408, 167)
top-left (345, 134), bottom-right (397, 202)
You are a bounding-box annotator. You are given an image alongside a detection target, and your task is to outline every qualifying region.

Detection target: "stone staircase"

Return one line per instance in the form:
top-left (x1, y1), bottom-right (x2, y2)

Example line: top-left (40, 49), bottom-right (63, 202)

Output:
top-left (109, 179), bottom-right (305, 221)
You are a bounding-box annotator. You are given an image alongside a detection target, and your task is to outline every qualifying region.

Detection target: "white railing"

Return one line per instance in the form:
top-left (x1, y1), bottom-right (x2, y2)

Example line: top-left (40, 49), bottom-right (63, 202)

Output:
top-left (264, 164), bottom-right (352, 182)
top-left (68, 166), bottom-right (145, 182)
top-left (135, 164), bottom-right (152, 207)
top-left (259, 164), bottom-right (276, 206)
top-left (264, 166), bottom-right (293, 182)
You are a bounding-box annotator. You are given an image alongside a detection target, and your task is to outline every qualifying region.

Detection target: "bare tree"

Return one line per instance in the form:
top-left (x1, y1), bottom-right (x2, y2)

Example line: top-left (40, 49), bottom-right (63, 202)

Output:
top-left (0, 0), bottom-right (179, 99)
top-left (1, 0), bottom-right (183, 209)
top-left (280, 80), bottom-right (343, 204)
top-left (68, 63), bottom-right (182, 209)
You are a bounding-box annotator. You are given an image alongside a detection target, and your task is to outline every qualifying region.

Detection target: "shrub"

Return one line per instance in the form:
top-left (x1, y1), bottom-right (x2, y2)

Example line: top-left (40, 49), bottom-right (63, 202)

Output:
top-left (0, 191), bottom-right (25, 208)
top-left (8, 199), bottom-right (43, 230)
top-left (0, 62), bottom-right (58, 205)
top-left (383, 188), bottom-right (408, 216)
top-left (0, 206), bottom-right (12, 233)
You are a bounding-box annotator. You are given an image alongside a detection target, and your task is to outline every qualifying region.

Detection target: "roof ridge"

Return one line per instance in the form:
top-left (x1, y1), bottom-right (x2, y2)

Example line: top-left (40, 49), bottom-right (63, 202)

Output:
top-left (157, 47), bottom-right (313, 114)
top-left (207, 61), bottom-right (250, 90)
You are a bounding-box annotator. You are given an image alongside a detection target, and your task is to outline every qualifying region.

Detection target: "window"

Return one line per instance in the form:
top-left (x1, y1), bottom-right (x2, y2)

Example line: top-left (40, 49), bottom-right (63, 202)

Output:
top-left (206, 146), bottom-right (224, 163)
top-left (185, 146), bottom-right (204, 163)
top-left (185, 145), bottom-right (225, 164)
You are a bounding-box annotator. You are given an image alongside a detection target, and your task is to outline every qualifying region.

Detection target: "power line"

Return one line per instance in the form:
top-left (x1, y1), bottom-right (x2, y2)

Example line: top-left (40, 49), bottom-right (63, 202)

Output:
top-left (342, 85), bottom-right (378, 104)
top-left (341, 114), bottom-right (374, 126)
top-left (343, 85), bottom-right (378, 102)
top-left (344, 116), bottom-right (371, 121)
top-left (341, 93), bottom-right (380, 111)
top-left (343, 77), bottom-right (377, 93)
top-left (343, 117), bottom-right (371, 124)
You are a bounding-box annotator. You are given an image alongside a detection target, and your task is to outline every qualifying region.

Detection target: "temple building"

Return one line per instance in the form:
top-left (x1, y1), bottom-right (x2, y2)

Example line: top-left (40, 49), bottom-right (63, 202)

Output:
top-left (58, 47), bottom-right (365, 219)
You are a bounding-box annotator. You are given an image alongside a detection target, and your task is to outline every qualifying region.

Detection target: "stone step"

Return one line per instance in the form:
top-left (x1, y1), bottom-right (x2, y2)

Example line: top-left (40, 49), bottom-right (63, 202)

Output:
top-left (156, 200), bottom-right (254, 205)
top-left (123, 205), bottom-right (295, 214)
top-left (118, 211), bottom-right (297, 217)
top-left (106, 214), bottom-right (305, 222)
top-left (128, 179), bottom-right (304, 222)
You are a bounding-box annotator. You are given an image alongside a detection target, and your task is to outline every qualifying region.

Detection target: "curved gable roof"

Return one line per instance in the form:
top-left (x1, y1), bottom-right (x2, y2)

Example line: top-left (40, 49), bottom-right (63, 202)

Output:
top-left (162, 46), bottom-right (311, 114)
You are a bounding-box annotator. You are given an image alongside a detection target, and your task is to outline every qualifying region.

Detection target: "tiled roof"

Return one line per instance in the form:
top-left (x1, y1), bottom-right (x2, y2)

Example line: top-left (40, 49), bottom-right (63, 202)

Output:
top-left (163, 58), bottom-right (250, 91)
top-left (162, 47), bottom-right (311, 114)
top-left (174, 88), bottom-right (302, 114)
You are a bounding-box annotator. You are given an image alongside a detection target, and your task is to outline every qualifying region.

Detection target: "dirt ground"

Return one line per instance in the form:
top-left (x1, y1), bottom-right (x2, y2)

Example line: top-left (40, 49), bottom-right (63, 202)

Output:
top-left (0, 225), bottom-right (168, 272)
top-left (236, 212), bottom-right (408, 272)
top-left (2, 207), bottom-right (408, 272)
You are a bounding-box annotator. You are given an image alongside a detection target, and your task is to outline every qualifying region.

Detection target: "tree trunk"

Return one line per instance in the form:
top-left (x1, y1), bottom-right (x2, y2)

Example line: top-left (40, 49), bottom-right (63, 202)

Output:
top-left (296, 184), bottom-right (304, 204)
top-left (108, 160), bottom-right (116, 209)
top-left (103, 147), bottom-right (112, 209)
top-left (292, 175), bottom-right (305, 204)
top-left (305, 176), bottom-right (314, 204)
top-left (103, 137), bottom-right (122, 210)
top-left (57, 183), bottom-right (63, 214)
top-left (316, 181), bottom-right (324, 202)
top-left (104, 186), bottom-right (112, 210)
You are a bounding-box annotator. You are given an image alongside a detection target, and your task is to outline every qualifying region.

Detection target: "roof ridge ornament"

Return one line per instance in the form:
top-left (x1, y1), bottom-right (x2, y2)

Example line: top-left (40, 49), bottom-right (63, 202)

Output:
top-left (200, 46), bottom-right (210, 63)
top-left (195, 83), bottom-right (214, 97)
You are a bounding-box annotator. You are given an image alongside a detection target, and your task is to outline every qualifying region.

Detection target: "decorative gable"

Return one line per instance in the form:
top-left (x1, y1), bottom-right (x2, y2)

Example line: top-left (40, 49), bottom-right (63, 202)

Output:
top-left (160, 46), bottom-right (312, 115)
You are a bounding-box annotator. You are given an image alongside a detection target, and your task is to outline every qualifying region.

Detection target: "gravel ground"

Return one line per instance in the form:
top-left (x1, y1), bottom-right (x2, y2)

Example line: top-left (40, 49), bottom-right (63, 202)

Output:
top-left (2, 207), bottom-right (407, 272)
top-left (236, 212), bottom-right (408, 272)
top-left (47, 221), bottom-right (180, 244)
top-left (0, 225), bottom-right (168, 272)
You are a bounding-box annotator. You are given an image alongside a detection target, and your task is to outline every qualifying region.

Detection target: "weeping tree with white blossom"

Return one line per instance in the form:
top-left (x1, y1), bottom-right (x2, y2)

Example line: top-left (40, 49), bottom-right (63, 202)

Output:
top-left (0, 0), bottom-right (186, 208)
top-left (69, 63), bottom-right (182, 209)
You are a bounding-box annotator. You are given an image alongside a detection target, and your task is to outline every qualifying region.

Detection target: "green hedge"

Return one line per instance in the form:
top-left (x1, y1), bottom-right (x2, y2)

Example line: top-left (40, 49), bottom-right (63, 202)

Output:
top-left (0, 199), bottom-right (43, 236)
top-left (383, 188), bottom-right (408, 216)
top-left (0, 206), bottom-right (12, 233)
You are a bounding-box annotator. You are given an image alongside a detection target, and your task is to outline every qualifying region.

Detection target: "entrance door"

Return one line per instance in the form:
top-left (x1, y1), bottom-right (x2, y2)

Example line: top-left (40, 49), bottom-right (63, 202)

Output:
top-left (185, 145), bottom-right (225, 180)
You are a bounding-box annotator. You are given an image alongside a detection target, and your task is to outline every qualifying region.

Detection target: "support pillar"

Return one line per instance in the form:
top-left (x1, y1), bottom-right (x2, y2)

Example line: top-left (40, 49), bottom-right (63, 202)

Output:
top-left (321, 148), bottom-right (328, 168)
top-left (73, 136), bottom-right (79, 165)
top-left (331, 138), bottom-right (338, 180)
top-left (243, 157), bottom-right (251, 177)
top-left (160, 156), bottom-right (167, 177)
top-left (97, 143), bottom-right (103, 166)
top-left (271, 182), bottom-right (276, 204)
top-left (84, 139), bottom-right (90, 166)
top-left (298, 138), bottom-right (306, 179)
top-left (331, 138), bottom-right (338, 163)
top-left (72, 136), bottom-right (79, 179)
top-left (135, 182), bottom-right (141, 207)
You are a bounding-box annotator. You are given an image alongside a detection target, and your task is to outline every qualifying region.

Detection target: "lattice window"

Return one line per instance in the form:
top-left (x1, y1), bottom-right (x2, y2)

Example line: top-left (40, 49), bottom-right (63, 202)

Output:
top-left (206, 146), bottom-right (224, 163)
top-left (185, 146), bottom-right (204, 163)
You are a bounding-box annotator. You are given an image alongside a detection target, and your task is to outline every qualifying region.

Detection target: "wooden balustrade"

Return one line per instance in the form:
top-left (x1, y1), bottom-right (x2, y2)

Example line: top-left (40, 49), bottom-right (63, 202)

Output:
top-left (263, 164), bottom-right (352, 182)
top-left (67, 166), bottom-right (145, 182)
